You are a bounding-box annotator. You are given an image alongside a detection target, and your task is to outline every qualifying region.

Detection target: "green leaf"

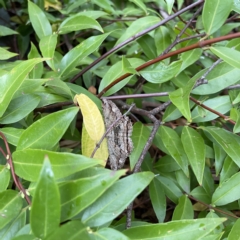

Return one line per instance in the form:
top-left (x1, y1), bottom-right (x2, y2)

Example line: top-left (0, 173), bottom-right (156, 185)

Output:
top-left (140, 61), bottom-right (181, 84)
top-left (30, 157), bottom-right (60, 238)
top-left (28, 43), bottom-right (43, 79)
top-left (210, 47), bottom-right (240, 69)
top-left (116, 16), bottom-right (160, 45)
top-left (181, 127), bottom-right (205, 185)
top-left (12, 149), bottom-right (104, 182)
top-left (0, 25), bottom-right (18, 36)
top-left (156, 175), bottom-right (183, 204)
top-left (159, 126), bottom-right (189, 176)
top-left (81, 172), bottom-right (154, 226)
top-left (39, 34), bottom-right (58, 70)
top-left (169, 76), bottom-right (196, 122)
top-left (228, 218), bottom-right (240, 240)
top-left (154, 155), bottom-right (181, 173)
top-left (220, 156), bottom-right (239, 184)
top-left (165, 0), bottom-right (174, 14)
top-left (154, 26), bottom-right (172, 55)
top-left (0, 94), bottom-right (40, 124)
top-left (123, 218), bottom-right (226, 239)
top-left (0, 190), bottom-right (22, 229)
top-left (202, 0), bottom-right (232, 35)
top-left (95, 228), bottom-right (129, 240)
top-left (99, 58), bottom-right (144, 96)
top-left (192, 62), bottom-right (240, 95)
top-left (130, 122), bottom-right (151, 170)
top-left (59, 33), bottom-right (109, 77)
top-left (60, 169), bottom-right (126, 221)
top-left (0, 128), bottom-right (24, 146)
top-left (0, 208), bottom-right (26, 240)
top-left (201, 127), bottom-right (240, 168)
top-left (212, 172), bottom-right (240, 206)
top-left (59, 15), bottom-right (103, 34)
top-left (44, 220), bottom-right (92, 240)
top-left (0, 166), bottom-right (10, 192)
top-left (172, 195), bottom-right (193, 220)
top-left (202, 166), bottom-right (215, 196)
top-left (190, 186), bottom-right (211, 204)
top-left (28, 1), bottom-right (52, 39)
top-left (130, 0), bottom-right (148, 15)
top-left (149, 178), bottom-right (166, 223)
top-left (191, 96), bottom-right (231, 122)
top-left (137, 35), bottom-right (157, 59)
top-left (0, 48), bottom-right (18, 60)
top-left (213, 142), bottom-right (227, 176)
top-left (17, 107), bottom-right (78, 150)
top-left (0, 59), bottom-right (45, 118)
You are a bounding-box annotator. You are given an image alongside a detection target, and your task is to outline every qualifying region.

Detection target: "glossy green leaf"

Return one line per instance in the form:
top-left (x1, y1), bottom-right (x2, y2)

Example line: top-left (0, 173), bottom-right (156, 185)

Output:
top-left (99, 58), bottom-right (144, 96)
top-left (0, 94), bottom-right (40, 124)
top-left (0, 59), bottom-right (45, 118)
top-left (154, 155), bottom-right (181, 173)
top-left (202, 166), bottom-right (215, 196)
top-left (59, 15), bottom-right (103, 34)
top-left (11, 235), bottom-right (35, 240)
top-left (220, 156), bottom-right (239, 184)
top-left (159, 126), bottom-right (189, 176)
top-left (31, 157), bottom-right (60, 238)
top-left (212, 172), bottom-right (240, 206)
top-left (44, 220), bottom-right (92, 240)
top-left (28, 43), bottom-right (43, 79)
top-left (137, 35), bottom-right (157, 59)
top-left (45, 78), bottom-right (72, 98)
top-left (181, 127), bottom-right (205, 185)
top-left (179, 46), bottom-right (202, 73)
top-left (165, 0), bottom-right (174, 14)
top-left (123, 218), bottom-right (226, 239)
top-left (228, 218), bottom-right (240, 240)
top-left (130, 122), bottom-right (151, 170)
top-left (154, 26), bottom-right (172, 55)
top-left (95, 228), bottom-right (129, 240)
top-left (59, 33), bottom-right (109, 77)
top-left (201, 126), bottom-right (240, 168)
top-left (0, 48), bottom-right (18, 60)
top-left (156, 175), bottom-right (183, 204)
top-left (172, 195), bottom-right (193, 220)
top-left (81, 172), bottom-right (154, 227)
top-left (210, 47), bottom-right (240, 69)
top-left (17, 107), bottom-right (78, 150)
top-left (92, 0), bottom-right (114, 12)
top-left (116, 16), bottom-right (160, 45)
top-left (0, 190), bottom-right (22, 229)
top-left (0, 166), bottom-right (10, 192)
top-left (169, 75), bottom-right (196, 122)
top-left (202, 0), bottom-right (232, 35)
top-left (140, 61), bottom-right (181, 84)
top-left (149, 178), bottom-right (166, 223)
top-left (232, 108), bottom-right (240, 133)
top-left (190, 186), bottom-right (211, 204)
top-left (192, 62), bottom-right (240, 95)
top-left (60, 169), bottom-right (126, 221)
top-left (12, 149), bottom-right (103, 182)
top-left (213, 142), bottom-right (227, 176)
top-left (175, 169), bottom-right (190, 194)
top-left (28, 1), bottom-right (52, 39)
top-left (39, 34), bottom-right (58, 70)
top-left (0, 208), bottom-right (26, 240)
top-left (0, 25), bottom-right (18, 36)
top-left (191, 96), bottom-right (231, 122)
top-left (0, 128), bottom-right (24, 146)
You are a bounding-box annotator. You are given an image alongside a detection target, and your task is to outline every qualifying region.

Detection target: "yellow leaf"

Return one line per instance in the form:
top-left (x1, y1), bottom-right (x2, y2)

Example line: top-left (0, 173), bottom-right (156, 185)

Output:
top-left (44, 0), bottom-right (62, 11)
top-left (82, 124), bottom-right (108, 165)
top-left (74, 94), bottom-right (105, 141)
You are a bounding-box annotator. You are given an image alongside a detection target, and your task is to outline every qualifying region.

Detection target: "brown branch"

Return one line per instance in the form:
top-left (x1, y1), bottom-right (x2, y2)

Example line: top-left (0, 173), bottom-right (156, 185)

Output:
top-left (0, 132), bottom-right (31, 205)
top-left (98, 32), bottom-right (240, 98)
top-left (70, 0), bottom-right (205, 83)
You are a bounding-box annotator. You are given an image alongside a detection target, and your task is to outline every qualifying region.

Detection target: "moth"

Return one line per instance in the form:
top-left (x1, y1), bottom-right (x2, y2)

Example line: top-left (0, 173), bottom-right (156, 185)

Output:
top-left (102, 99), bottom-right (133, 170)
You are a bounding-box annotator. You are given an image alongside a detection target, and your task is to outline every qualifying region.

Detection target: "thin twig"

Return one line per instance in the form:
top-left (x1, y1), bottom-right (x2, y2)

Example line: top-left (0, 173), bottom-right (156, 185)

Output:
top-left (70, 0), bottom-right (205, 83)
top-left (0, 132), bottom-right (31, 205)
top-left (91, 103), bottom-right (135, 158)
top-left (226, 84), bottom-right (240, 90)
top-left (162, 6), bottom-right (203, 55)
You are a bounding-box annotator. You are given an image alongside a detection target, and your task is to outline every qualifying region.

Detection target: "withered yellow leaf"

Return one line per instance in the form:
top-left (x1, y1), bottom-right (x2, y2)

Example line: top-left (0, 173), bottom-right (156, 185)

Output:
top-left (74, 94), bottom-right (105, 141)
top-left (82, 124), bottom-right (108, 165)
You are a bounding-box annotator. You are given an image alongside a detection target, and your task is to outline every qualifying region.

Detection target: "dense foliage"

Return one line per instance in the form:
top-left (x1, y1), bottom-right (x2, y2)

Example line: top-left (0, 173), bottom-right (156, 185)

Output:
top-left (1, 0), bottom-right (240, 239)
